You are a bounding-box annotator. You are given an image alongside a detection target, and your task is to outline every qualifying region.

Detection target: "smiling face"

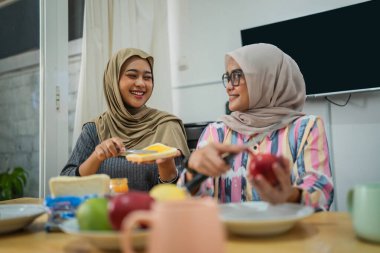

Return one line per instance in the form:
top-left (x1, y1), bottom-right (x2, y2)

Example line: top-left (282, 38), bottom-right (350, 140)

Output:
top-left (226, 57), bottom-right (250, 112)
top-left (119, 56), bottom-right (153, 109)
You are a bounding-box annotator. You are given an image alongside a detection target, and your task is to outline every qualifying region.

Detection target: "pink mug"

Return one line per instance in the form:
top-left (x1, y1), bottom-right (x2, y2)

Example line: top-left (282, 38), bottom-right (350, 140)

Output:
top-left (121, 198), bottom-right (226, 253)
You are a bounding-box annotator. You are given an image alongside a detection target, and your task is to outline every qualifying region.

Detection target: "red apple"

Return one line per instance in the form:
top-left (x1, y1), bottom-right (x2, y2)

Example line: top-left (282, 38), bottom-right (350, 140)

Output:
top-left (108, 191), bottom-right (154, 230)
top-left (248, 153), bottom-right (287, 186)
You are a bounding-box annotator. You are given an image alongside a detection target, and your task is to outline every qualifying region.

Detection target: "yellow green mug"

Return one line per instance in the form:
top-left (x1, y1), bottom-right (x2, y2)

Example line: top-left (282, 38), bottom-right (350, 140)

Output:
top-left (347, 183), bottom-right (380, 243)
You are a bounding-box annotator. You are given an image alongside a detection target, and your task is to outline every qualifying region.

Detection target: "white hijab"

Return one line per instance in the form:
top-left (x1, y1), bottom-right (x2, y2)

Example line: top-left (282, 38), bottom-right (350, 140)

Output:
top-left (221, 43), bottom-right (306, 135)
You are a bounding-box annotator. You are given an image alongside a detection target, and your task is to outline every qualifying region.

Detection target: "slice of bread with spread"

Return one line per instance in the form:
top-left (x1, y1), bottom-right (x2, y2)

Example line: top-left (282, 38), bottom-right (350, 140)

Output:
top-left (125, 143), bottom-right (178, 162)
top-left (49, 174), bottom-right (111, 197)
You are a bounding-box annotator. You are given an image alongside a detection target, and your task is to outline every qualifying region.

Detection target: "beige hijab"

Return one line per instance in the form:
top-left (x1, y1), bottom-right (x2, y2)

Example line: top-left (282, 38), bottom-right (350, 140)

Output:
top-left (220, 43), bottom-right (306, 135)
top-left (92, 48), bottom-right (189, 155)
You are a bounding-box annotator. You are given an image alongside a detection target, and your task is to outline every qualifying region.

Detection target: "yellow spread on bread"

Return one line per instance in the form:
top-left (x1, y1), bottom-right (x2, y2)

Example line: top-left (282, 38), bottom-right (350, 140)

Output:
top-left (126, 143), bottom-right (178, 162)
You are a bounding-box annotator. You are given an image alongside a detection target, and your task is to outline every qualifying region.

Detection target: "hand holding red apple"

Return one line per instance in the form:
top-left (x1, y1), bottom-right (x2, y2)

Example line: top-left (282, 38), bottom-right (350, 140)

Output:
top-left (248, 153), bottom-right (287, 186)
top-left (248, 152), bottom-right (301, 204)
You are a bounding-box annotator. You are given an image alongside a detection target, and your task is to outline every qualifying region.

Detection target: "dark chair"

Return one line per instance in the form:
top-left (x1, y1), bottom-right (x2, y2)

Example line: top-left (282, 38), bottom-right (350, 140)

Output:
top-left (184, 122), bottom-right (212, 151)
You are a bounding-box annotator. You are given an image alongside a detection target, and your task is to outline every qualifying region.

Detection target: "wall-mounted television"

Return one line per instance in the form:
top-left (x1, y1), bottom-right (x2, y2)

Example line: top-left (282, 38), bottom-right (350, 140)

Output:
top-left (241, 0), bottom-right (379, 97)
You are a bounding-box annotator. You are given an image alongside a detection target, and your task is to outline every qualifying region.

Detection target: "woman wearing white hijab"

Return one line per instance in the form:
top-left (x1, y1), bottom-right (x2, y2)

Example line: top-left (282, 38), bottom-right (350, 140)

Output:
top-left (178, 44), bottom-right (334, 211)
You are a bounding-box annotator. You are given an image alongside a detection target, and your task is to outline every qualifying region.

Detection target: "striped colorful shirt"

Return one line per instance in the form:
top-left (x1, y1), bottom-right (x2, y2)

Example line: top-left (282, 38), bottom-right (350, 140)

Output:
top-left (178, 115), bottom-right (334, 211)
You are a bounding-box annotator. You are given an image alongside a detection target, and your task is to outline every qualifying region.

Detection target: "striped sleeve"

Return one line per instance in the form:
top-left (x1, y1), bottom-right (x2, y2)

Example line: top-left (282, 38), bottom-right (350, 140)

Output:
top-left (293, 117), bottom-right (334, 211)
top-left (177, 123), bottom-right (224, 196)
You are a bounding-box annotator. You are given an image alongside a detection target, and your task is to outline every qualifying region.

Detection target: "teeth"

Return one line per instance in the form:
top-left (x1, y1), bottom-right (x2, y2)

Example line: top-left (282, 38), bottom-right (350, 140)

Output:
top-left (131, 91), bottom-right (144, 96)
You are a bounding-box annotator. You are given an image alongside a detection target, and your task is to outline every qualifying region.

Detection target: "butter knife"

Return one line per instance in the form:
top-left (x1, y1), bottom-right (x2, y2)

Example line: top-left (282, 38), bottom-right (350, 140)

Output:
top-left (120, 149), bottom-right (158, 156)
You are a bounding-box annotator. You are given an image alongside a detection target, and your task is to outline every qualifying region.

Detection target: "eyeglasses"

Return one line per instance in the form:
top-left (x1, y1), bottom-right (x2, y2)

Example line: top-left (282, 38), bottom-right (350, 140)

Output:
top-left (222, 70), bottom-right (244, 88)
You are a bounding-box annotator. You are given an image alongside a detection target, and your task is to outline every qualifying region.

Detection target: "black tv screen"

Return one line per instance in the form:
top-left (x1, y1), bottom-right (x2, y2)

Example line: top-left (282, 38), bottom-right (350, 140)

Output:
top-left (241, 0), bottom-right (380, 97)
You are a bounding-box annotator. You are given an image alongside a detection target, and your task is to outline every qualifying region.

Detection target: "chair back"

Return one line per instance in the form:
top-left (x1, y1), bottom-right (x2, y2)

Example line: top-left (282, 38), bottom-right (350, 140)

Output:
top-left (184, 122), bottom-right (212, 151)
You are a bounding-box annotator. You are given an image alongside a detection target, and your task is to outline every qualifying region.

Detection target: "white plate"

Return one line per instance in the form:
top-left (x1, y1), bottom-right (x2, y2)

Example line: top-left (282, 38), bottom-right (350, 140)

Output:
top-left (219, 202), bottom-right (314, 236)
top-left (0, 204), bottom-right (46, 234)
top-left (59, 218), bottom-right (148, 251)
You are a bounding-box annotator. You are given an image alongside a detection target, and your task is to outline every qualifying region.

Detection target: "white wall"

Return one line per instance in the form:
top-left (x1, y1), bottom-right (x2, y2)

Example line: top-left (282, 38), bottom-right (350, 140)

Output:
top-left (171, 0), bottom-right (371, 122)
top-left (172, 0), bottom-right (380, 211)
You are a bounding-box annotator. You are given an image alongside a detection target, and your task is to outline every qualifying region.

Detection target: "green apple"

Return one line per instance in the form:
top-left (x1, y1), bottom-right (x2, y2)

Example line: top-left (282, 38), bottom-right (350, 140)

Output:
top-left (76, 197), bottom-right (113, 231)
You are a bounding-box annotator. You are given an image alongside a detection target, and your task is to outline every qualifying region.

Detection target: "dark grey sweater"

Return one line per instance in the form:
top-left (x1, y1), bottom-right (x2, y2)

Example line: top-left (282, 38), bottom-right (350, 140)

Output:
top-left (61, 122), bottom-right (184, 191)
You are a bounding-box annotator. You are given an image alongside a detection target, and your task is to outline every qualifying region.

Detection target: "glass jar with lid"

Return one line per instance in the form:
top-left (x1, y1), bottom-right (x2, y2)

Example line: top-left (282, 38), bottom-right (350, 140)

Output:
top-left (109, 178), bottom-right (129, 194)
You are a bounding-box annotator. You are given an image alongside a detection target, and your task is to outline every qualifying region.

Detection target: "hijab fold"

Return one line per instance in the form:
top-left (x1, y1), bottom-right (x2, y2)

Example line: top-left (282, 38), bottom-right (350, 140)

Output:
top-left (91, 48), bottom-right (189, 156)
top-left (221, 44), bottom-right (306, 135)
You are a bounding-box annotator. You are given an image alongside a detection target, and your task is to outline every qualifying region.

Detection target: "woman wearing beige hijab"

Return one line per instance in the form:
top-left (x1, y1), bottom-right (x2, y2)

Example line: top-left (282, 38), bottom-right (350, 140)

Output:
top-left (178, 44), bottom-right (334, 211)
top-left (61, 48), bottom-right (190, 191)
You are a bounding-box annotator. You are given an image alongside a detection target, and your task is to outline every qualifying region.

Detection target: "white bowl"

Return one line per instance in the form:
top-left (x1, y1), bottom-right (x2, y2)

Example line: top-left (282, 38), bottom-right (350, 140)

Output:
top-left (219, 201), bottom-right (314, 236)
top-left (0, 204), bottom-right (46, 234)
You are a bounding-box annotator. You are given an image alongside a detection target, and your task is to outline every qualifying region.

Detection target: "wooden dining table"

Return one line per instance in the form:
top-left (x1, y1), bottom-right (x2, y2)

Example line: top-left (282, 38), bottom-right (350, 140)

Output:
top-left (0, 198), bottom-right (379, 253)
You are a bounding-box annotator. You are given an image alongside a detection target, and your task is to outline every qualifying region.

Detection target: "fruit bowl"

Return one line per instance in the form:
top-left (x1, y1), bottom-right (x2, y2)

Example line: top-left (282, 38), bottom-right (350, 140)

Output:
top-left (59, 218), bottom-right (147, 250)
